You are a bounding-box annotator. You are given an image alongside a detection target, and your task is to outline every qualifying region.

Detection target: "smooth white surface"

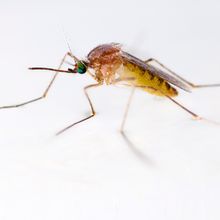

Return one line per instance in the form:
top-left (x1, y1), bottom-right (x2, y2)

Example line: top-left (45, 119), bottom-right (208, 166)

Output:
top-left (0, 0), bottom-right (220, 219)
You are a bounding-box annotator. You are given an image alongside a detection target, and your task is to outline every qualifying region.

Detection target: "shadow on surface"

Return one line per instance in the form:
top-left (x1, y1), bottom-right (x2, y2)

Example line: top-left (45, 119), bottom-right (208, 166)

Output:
top-left (121, 131), bottom-right (155, 167)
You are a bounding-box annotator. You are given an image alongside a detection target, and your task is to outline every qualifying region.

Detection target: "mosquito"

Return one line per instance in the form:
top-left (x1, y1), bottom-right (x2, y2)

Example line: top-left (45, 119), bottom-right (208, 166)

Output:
top-left (1, 43), bottom-right (220, 135)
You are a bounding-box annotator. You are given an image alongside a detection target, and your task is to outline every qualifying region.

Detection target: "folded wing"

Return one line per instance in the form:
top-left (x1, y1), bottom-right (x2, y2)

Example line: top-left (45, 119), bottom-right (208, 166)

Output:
top-left (121, 51), bottom-right (192, 92)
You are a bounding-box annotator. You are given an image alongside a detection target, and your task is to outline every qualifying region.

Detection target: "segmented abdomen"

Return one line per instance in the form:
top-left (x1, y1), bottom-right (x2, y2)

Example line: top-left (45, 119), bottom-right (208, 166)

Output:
top-left (121, 62), bottom-right (178, 97)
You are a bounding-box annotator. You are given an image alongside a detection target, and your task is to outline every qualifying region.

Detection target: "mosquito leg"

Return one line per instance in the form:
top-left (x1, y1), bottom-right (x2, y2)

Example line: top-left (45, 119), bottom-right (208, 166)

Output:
top-left (117, 79), bottom-right (218, 132)
top-left (120, 86), bottom-right (135, 133)
top-left (112, 77), bottom-right (136, 132)
top-left (56, 83), bottom-right (101, 136)
top-left (136, 82), bottom-right (203, 119)
top-left (122, 82), bottom-right (203, 119)
top-left (145, 58), bottom-right (220, 89)
top-left (165, 95), bottom-right (201, 119)
top-left (0, 52), bottom-right (73, 109)
top-left (164, 95), bottom-right (220, 125)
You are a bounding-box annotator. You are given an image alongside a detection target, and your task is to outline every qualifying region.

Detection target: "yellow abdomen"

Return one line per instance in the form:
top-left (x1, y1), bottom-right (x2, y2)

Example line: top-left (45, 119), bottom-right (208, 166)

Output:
top-left (120, 62), bottom-right (178, 97)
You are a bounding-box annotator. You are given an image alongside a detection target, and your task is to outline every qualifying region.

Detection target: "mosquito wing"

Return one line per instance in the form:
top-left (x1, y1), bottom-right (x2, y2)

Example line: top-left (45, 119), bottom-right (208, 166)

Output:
top-left (121, 51), bottom-right (192, 92)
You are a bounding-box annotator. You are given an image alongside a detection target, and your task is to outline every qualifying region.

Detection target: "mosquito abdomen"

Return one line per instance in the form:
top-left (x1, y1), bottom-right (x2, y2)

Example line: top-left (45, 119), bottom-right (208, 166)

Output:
top-left (122, 62), bottom-right (178, 97)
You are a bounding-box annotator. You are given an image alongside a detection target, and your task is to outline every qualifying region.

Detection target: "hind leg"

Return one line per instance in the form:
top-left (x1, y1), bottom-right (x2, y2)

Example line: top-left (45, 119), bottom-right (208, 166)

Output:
top-left (145, 58), bottom-right (220, 89)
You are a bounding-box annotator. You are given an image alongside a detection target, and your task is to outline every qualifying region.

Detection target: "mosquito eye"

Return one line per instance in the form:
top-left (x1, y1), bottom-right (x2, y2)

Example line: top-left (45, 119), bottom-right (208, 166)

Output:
top-left (77, 61), bottom-right (87, 74)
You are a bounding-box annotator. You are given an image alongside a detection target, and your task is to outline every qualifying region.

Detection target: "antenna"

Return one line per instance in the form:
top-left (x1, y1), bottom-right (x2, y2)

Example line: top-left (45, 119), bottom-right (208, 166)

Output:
top-left (61, 27), bottom-right (79, 63)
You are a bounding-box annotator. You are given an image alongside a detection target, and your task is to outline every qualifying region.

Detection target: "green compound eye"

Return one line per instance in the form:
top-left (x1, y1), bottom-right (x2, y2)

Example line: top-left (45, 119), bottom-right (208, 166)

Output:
top-left (77, 61), bottom-right (87, 74)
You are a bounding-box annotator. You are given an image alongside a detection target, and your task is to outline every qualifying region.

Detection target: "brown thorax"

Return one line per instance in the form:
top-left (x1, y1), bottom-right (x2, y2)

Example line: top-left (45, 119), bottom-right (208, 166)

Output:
top-left (87, 43), bottom-right (123, 84)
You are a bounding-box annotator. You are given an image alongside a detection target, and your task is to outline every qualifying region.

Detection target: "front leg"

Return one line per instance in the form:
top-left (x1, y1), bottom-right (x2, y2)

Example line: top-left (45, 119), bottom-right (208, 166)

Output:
top-left (0, 52), bottom-right (74, 109)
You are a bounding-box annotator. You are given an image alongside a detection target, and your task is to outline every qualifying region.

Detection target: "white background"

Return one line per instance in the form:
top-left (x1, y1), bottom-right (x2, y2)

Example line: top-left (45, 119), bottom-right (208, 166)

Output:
top-left (0, 0), bottom-right (220, 219)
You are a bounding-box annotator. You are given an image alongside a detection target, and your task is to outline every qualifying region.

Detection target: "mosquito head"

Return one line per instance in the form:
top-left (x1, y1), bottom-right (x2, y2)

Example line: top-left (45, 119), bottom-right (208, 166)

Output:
top-left (68, 60), bottom-right (88, 74)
